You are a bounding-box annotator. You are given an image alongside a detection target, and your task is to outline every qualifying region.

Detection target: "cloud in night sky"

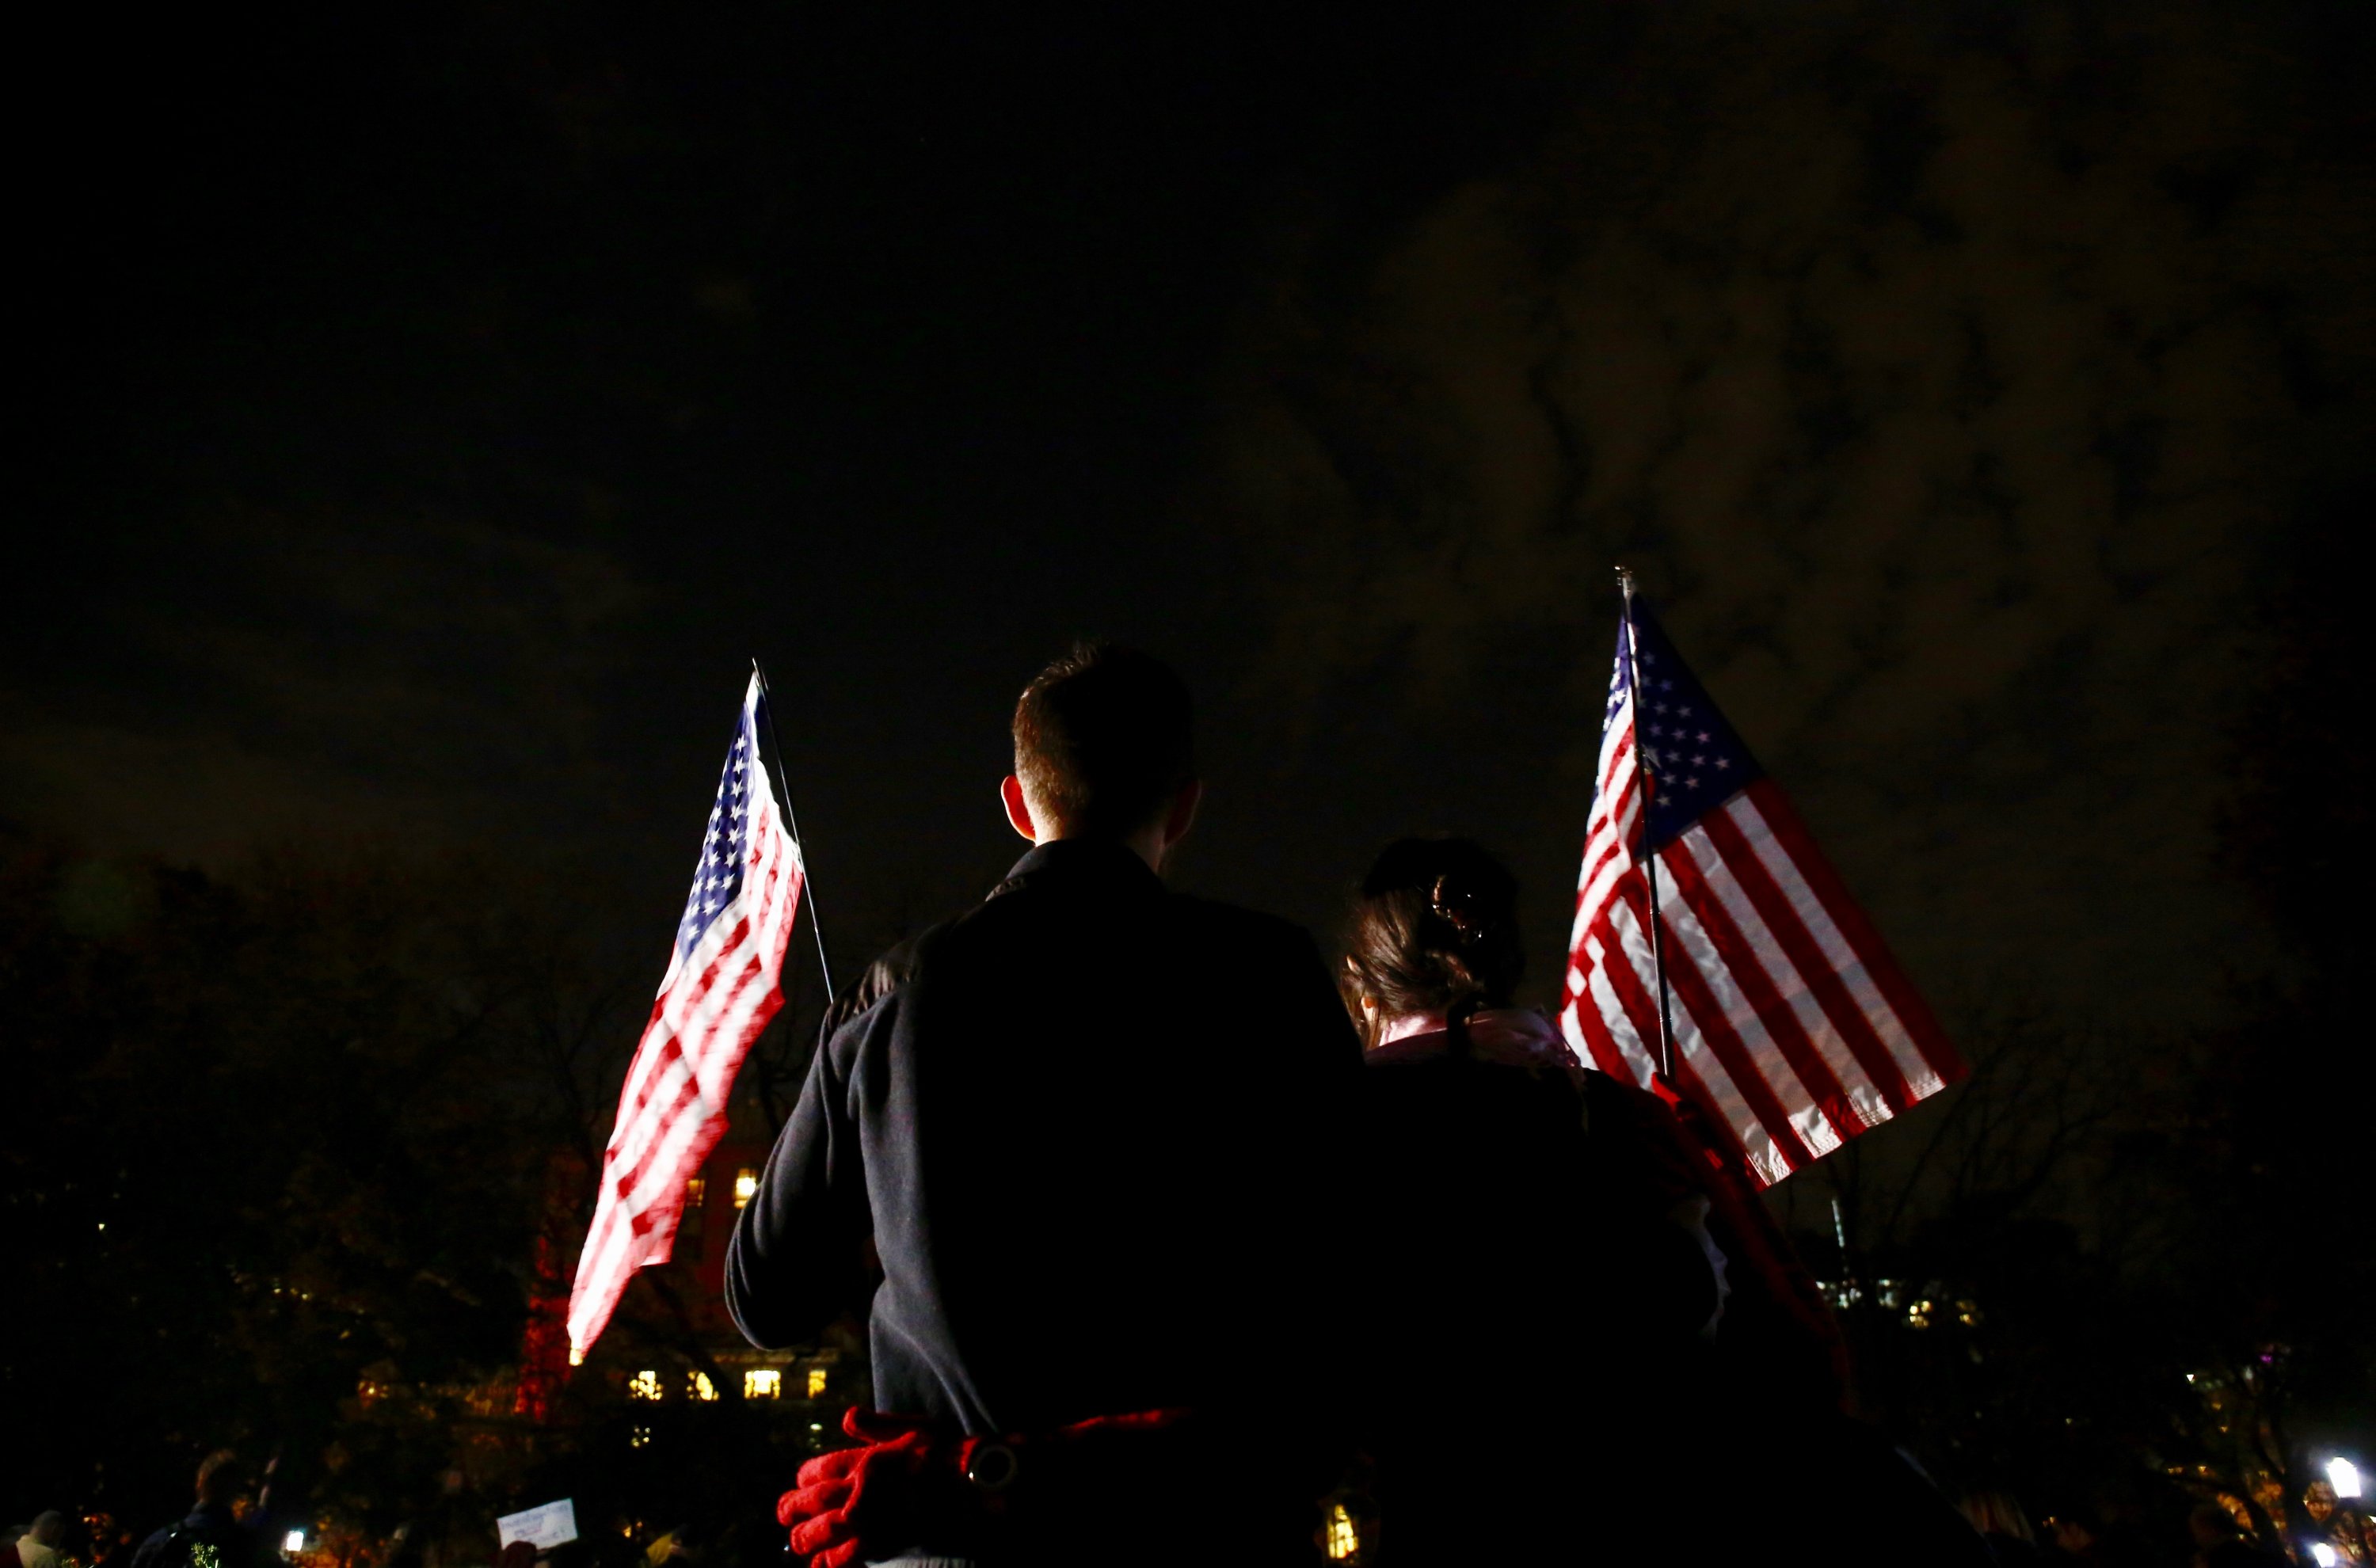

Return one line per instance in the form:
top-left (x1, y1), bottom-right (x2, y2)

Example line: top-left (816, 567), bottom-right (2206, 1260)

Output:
top-left (2, 511), bottom-right (642, 863)
top-left (1200, 0), bottom-right (2374, 1026)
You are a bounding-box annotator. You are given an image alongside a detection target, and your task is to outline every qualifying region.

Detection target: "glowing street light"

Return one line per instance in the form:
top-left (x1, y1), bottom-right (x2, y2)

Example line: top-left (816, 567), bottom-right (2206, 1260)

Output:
top-left (2329, 1457), bottom-right (2363, 1501)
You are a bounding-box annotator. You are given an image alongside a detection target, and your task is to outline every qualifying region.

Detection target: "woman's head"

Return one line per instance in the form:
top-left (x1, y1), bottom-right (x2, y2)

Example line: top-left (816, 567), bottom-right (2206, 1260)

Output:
top-left (1342, 836), bottom-right (1525, 1047)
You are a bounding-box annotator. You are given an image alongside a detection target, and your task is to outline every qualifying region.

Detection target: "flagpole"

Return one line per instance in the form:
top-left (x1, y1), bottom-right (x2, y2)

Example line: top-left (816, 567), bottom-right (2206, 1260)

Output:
top-left (1615, 568), bottom-right (1678, 1079)
top-left (751, 658), bottom-right (838, 999)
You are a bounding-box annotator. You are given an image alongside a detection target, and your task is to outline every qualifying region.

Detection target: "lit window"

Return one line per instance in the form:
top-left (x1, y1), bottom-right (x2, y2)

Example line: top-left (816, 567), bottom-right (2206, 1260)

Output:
top-left (744, 1369), bottom-right (782, 1400)
top-left (628, 1369), bottom-right (663, 1402)
top-left (733, 1168), bottom-right (759, 1208)
top-left (689, 1370), bottom-right (718, 1402)
top-left (1324, 1503), bottom-right (1359, 1562)
top-left (686, 1175), bottom-right (707, 1207)
top-left (806, 1366), bottom-right (828, 1399)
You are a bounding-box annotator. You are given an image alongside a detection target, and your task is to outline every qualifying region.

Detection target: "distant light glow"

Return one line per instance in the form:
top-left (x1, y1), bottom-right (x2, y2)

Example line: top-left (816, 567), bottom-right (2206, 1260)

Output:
top-left (805, 1366), bottom-right (828, 1399)
top-left (689, 1370), bottom-right (718, 1402)
top-left (2309, 1544), bottom-right (2337, 1567)
top-left (569, 1345), bottom-right (584, 1367)
top-left (628, 1369), bottom-right (662, 1402)
top-left (283, 1532), bottom-right (306, 1555)
top-left (733, 1168), bottom-right (759, 1208)
top-left (2330, 1458), bottom-right (2363, 1500)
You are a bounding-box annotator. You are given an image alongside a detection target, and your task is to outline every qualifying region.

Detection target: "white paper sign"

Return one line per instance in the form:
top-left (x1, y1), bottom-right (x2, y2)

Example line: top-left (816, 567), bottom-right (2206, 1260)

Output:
top-left (496, 1501), bottom-right (578, 1551)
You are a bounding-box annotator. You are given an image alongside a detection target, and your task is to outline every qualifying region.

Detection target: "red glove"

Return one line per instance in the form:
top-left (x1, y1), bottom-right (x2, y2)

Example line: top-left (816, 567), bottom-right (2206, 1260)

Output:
top-left (776, 1410), bottom-right (954, 1568)
top-left (775, 1407), bottom-right (1194, 1567)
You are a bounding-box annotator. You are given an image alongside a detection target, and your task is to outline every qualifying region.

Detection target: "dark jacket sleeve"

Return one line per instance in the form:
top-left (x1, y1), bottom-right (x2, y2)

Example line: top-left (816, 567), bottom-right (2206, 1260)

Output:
top-left (724, 1008), bottom-right (878, 1349)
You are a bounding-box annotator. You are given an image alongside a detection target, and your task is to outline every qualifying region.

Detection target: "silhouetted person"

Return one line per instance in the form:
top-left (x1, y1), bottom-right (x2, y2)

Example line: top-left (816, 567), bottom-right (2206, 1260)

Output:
top-left (729, 641), bottom-right (1360, 1566)
top-left (132, 1452), bottom-right (268, 1568)
top-left (1342, 835), bottom-right (1993, 1566)
top-left (14, 1515), bottom-right (63, 1568)
top-left (86, 1512), bottom-right (137, 1568)
top-left (1338, 837), bottom-right (1728, 1560)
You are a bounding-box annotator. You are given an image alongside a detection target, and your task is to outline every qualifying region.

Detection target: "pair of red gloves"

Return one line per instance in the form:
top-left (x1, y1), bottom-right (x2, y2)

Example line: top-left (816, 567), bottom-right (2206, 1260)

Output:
top-left (777, 1406), bottom-right (1188, 1568)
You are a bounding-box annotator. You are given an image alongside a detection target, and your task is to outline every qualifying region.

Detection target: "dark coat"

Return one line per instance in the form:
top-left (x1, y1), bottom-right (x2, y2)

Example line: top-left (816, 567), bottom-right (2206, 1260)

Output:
top-left (726, 837), bottom-right (1363, 1440)
top-left (1351, 1029), bottom-right (1723, 1561)
top-left (130, 1505), bottom-right (260, 1568)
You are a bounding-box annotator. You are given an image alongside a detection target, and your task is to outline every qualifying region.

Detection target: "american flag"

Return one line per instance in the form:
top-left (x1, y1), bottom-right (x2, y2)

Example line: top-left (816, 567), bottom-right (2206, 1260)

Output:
top-left (1559, 600), bottom-right (1963, 1187)
top-left (568, 674), bottom-right (807, 1355)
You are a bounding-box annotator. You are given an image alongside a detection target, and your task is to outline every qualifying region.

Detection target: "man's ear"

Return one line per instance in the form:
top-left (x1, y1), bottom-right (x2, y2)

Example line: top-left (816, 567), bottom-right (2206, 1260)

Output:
top-left (1161, 779), bottom-right (1203, 849)
top-left (1000, 774), bottom-right (1038, 843)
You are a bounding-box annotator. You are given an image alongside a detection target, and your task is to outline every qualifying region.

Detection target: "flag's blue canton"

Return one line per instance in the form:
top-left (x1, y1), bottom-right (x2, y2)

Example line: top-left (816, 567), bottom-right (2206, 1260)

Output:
top-left (1601, 603), bottom-right (1765, 852)
top-left (676, 699), bottom-right (763, 958)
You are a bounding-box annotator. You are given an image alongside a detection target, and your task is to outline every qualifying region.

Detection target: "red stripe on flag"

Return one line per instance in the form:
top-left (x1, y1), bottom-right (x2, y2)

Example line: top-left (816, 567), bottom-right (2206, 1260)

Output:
top-left (1624, 878), bottom-right (1818, 1171)
top-left (1746, 784), bottom-right (1965, 1085)
top-left (1658, 839), bottom-right (1859, 1144)
top-left (1566, 957), bottom-right (1640, 1079)
top-left (1589, 891), bottom-right (1806, 1177)
top-left (611, 940), bottom-right (779, 1205)
top-left (1696, 797), bottom-right (1921, 1114)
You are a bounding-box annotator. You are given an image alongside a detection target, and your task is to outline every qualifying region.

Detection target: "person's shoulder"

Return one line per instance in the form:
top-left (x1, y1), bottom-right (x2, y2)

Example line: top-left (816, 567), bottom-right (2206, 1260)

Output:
top-left (129, 1524), bottom-right (181, 1568)
top-left (817, 924), bottom-right (956, 1043)
top-left (833, 938), bottom-right (922, 1016)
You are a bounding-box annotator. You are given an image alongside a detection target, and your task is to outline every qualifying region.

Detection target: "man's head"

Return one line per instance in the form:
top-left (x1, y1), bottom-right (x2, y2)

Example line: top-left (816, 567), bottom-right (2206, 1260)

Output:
top-left (1004, 641), bottom-right (1200, 868)
top-left (195, 1450), bottom-right (246, 1506)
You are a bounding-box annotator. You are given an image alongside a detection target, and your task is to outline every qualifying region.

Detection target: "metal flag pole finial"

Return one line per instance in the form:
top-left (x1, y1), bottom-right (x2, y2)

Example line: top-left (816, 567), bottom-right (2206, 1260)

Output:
top-left (1614, 567), bottom-right (1678, 1079)
top-left (751, 658), bottom-right (837, 999)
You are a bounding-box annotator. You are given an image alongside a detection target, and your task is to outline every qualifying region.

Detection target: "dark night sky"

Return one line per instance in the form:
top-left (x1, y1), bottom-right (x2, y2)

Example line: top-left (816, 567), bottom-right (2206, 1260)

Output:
top-left (11, 2), bottom-right (2373, 1052)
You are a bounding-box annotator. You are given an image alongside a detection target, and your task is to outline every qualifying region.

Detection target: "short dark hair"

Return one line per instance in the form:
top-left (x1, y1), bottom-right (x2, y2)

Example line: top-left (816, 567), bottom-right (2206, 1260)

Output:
top-left (1012, 641), bottom-right (1195, 838)
top-left (1342, 837), bottom-right (1525, 1046)
top-left (196, 1450), bottom-right (245, 1504)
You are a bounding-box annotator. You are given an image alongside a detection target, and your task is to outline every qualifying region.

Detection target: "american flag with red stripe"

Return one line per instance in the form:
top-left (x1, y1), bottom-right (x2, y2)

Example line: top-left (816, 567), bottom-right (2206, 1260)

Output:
top-left (569, 674), bottom-right (806, 1354)
top-left (1559, 602), bottom-right (1963, 1187)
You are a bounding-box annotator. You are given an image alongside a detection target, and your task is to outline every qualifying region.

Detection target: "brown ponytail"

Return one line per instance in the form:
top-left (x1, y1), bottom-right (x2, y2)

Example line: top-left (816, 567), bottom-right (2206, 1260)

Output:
top-left (1341, 838), bottom-right (1525, 1049)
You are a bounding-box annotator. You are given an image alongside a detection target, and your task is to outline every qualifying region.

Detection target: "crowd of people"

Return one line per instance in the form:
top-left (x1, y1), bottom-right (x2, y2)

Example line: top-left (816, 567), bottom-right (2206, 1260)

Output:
top-left (7, 1453), bottom-right (284, 1568)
